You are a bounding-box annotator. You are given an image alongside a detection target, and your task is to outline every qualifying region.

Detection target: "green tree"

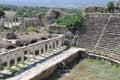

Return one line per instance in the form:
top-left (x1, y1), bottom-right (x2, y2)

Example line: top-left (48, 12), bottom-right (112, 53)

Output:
top-left (16, 11), bottom-right (24, 17)
top-left (107, 1), bottom-right (114, 13)
top-left (51, 11), bottom-right (83, 33)
top-left (0, 10), bottom-right (5, 17)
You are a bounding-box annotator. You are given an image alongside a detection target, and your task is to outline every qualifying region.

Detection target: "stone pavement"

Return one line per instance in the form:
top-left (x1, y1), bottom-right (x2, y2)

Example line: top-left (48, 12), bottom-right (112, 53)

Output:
top-left (6, 47), bottom-right (84, 80)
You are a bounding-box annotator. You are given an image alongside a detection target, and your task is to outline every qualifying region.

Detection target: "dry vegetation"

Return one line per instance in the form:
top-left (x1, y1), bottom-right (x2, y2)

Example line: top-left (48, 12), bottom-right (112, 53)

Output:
top-left (46, 58), bottom-right (120, 80)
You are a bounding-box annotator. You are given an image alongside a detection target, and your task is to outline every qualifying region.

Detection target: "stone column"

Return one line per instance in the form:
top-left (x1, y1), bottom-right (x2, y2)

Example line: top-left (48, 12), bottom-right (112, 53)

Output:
top-left (15, 16), bottom-right (17, 25)
top-left (58, 39), bottom-right (61, 48)
top-left (49, 43), bottom-right (52, 51)
top-left (14, 58), bottom-right (17, 65)
top-left (58, 39), bottom-right (61, 47)
top-left (4, 16), bottom-right (6, 22)
top-left (27, 49), bottom-right (30, 61)
top-left (0, 57), bottom-right (2, 70)
top-left (21, 50), bottom-right (24, 62)
top-left (55, 41), bottom-right (57, 49)
top-left (51, 43), bottom-right (53, 50)
top-left (33, 48), bottom-right (35, 59)
top-left (43, 46), bottom-right (46, 53)
top-left (59, 39), bottom-right (62, 47)
top-left (39, 47), bottom-right (41, 55)
top-left (53, 42), bottom-right (55, 49)
top-left (7, 17), bottom-right (9, 28)
top-left (47, 44), bottom-right (50, 52)
top-left (7, 56), bottom-right (10, 69)
top-left (11, 15), bottom-right (13, 27)
top-left (14, 54), bottom-right (17, 65)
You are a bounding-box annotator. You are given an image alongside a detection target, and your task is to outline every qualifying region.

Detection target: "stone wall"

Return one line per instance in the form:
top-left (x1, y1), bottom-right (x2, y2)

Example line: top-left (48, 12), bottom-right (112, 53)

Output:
top-left (0, 34), bottom-right (64, 69)
top-left (84, 6), bottom-right (103, 13)
top-left (49, 25), bottom-right (72, 37)
top-left (29, 49), bottom-right (82, 80)
top-left (20, 18), bottom-right (40, 30)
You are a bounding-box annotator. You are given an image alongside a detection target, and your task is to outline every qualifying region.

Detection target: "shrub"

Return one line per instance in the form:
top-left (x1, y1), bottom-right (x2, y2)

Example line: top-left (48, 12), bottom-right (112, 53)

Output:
top-left (0, 26), bottom-right (4, 31)
top-left (10, 68), bottom-right (18, 74)
top-left (107, 1), bottom-right (114, 13)
top-left (11, 26), bottom-right (18, 31)
top-left (0, 10), bottom-right (5, 17)
top-left (48, 29), bottom-right (59, 34)
top-left (50, 10), bottom-right (83, 33)
top-left (26, 26), bottom-right (39, 33)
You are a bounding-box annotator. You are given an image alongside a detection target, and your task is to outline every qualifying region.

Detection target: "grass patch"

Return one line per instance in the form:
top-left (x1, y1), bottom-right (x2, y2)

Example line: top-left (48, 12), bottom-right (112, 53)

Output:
top-left (46, 58), bottom-right (120, 80)
top-left (48, 29), bottom-right (59, 34)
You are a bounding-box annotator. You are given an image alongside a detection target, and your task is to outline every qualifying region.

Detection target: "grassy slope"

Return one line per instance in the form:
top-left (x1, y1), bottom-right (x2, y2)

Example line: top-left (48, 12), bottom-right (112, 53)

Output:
top-left (46, 58), bottom-right (120, 80)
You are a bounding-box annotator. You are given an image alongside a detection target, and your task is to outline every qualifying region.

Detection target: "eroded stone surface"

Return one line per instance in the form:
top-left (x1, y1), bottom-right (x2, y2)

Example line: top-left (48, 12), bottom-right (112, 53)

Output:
top-left (6, 47), bottom-right (84, 80)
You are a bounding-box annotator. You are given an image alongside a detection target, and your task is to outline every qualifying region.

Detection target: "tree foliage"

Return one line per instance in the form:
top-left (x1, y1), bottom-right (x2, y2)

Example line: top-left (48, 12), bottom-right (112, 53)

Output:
top-left (51, 11), bottom-right (83, 33)
top-left (107, 1), bottom-right (114, 13)
top-left (0, 10), bottom-right (5, 17)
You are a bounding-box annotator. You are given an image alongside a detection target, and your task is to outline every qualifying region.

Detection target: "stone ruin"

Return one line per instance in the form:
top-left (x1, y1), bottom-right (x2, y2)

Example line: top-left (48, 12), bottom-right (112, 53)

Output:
top-left (20, 18), bottom-right (40, 30)
top-left (45, 9), bottom-right (63, 21)
top-left (84, 6), bottom-right (103, 13)
top-left (5, 31), bottom-right (17, 39)
top-left (115, 0), bottom-right (120, 7)
top-left (0, 32), bottom-right (64, 70)
top-left (76, 13), bottom-right (120, 61)
top-left (0, 32), bottom-right (59, 51)
top-left (0, 9), bottom-right (65, 31)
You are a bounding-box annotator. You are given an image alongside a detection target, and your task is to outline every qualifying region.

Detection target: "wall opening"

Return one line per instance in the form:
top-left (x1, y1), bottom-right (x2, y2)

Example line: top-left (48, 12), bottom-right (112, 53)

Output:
top-left (53, 42), bottom-right (55, 49)
top-left (2, 62), bottom-right (7, 68)
top-left (45, 44), bottom-right (48, 51)
top-left (17, 57), bottom-right (22, 62)
top-left (10, 59), bottom-right (15, 67)
top-left (41, 48), bottom-right (44, 53)
top-left (56, 40), bottom-right (59, 47)
top-left (35, 50), bottom-right (39, 55)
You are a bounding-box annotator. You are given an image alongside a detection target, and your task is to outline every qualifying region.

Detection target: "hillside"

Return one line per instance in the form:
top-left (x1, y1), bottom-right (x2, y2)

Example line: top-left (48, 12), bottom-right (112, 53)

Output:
top-left (0, 0), bottom-right (116, 8)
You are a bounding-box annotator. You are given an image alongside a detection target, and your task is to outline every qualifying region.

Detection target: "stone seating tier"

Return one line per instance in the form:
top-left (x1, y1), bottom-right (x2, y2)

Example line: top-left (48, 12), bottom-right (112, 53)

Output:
top-left (77, 13), bottom-right (120, 61)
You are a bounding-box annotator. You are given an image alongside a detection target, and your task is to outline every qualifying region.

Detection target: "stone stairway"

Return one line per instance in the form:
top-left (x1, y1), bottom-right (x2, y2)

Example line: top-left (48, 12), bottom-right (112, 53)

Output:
top-left (94, 14), bottom-right (112, 51)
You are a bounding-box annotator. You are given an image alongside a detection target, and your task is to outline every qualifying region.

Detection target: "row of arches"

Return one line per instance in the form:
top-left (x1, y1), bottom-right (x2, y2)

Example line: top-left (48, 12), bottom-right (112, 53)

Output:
top-left (0, 38), bottom-right (63, 69)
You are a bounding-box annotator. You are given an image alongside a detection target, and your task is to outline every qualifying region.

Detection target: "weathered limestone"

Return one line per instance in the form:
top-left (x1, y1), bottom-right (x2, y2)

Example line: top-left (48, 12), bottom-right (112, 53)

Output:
top-left (0, 34), bottom-right (64, 69)
top-left (20, 18), bottom-right (40, 30)
top-left (76, 13), bottom-right (120, 61)
top-left (6, 47), bottom-right (83, 80)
